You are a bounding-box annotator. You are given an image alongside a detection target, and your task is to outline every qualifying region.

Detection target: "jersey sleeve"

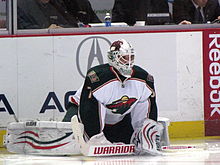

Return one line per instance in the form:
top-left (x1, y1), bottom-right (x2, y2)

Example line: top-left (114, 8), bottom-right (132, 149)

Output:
top-left (131, 71), bottom-right (158, 128)
top-left (78, 72), bottom-right (106, 139)
top-left (145, 75), bottom-right (158, 122)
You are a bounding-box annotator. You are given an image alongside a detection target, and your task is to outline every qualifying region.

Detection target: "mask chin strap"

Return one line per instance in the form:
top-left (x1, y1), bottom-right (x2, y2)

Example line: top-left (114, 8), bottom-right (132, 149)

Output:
top-left (116, 55), bottom-right (134, 78)
top-left (118, 67), bottom-right (132, 78)
top-left (111, 67), bottom-right (130, 87)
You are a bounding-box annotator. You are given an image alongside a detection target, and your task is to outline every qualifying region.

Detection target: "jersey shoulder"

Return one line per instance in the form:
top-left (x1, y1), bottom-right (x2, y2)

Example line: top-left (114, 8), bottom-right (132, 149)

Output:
top-left (133, 65), bottom-right (155, 84)
top-left (86, 64), bottom-right (115, 86)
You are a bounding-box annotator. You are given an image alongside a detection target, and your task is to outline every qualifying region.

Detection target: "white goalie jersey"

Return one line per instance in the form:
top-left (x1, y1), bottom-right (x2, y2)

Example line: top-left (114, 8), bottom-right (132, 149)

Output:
top-left (78, 64), bottom-right (158, 139)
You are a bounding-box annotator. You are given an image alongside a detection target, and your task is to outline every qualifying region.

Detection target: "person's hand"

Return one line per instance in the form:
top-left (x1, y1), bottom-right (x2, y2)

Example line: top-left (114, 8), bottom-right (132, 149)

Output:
top-left (179, 20), bottom-right (192, 25)
top-left (48, 24), bottom-right (62, 29)
top-left (211, 17), bottom-right (220, 24)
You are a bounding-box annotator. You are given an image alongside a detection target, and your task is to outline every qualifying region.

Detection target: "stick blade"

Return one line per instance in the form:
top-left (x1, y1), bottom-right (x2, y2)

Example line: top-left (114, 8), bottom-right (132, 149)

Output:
top-left (87, 144), bottom-right (135, 156)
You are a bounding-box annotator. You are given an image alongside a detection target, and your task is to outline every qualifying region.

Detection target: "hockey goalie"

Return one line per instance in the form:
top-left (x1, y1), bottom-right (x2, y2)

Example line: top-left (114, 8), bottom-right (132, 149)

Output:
top-left (64, 39), bottom-right (169, 156)
top-left (5, 39), bottom-right (169, 156)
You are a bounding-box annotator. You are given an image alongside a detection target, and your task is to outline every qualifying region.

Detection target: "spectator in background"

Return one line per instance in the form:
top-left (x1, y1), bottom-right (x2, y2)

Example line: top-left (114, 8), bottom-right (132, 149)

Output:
top-left (0, 0), bottom-right (6, 28)
top-left (112, 0), bottom-right (136, 26)
top-left (17, 0), bottom-right (78, 29)
top-left (173, 0), bottom-right (220, 24)
top-left (63, 0), bottom-right (101, 25)
top-left (0, 19), bottom-right (6, 28)
top-left (112, 0), bottom-right (169, 26)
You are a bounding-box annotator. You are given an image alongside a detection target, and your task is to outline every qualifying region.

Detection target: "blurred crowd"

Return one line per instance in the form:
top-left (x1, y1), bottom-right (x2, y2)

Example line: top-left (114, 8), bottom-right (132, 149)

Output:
top-left (0, 0), bottom-right (220, 29)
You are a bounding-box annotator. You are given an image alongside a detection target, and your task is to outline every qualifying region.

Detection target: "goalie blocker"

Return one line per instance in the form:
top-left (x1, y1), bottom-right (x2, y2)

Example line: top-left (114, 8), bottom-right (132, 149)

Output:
top-left (5, 117), bottom-right (169, 156)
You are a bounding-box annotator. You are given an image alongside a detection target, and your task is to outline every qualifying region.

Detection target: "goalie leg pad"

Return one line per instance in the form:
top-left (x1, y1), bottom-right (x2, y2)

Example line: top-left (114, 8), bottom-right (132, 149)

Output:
top-left (6, 121), bottom-right (80, 155)
top-left (130, 118), bottom-right (163, 155)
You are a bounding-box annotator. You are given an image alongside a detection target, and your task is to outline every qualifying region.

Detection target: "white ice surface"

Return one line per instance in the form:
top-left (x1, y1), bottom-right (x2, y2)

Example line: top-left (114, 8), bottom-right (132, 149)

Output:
top-left (1, 139), bottom-right (220, 165)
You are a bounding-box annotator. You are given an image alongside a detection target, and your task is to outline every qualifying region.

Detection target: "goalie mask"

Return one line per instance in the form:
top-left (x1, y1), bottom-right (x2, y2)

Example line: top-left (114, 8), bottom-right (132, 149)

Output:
top-left (107, 39), bottom-right (135, 78)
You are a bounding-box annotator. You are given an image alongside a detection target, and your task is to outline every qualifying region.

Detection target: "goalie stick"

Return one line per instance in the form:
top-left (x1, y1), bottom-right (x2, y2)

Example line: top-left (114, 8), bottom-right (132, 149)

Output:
top-left (161, 144), bottom-right (208, 151)
top-left (71, 116), bottom-right (207, 156)
top-left (85, 144), bottom-right (207, 156)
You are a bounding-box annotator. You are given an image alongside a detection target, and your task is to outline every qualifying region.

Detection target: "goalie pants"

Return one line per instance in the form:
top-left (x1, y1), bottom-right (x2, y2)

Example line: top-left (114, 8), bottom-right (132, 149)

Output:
top-left (103, 114), bottom-right (134, 144)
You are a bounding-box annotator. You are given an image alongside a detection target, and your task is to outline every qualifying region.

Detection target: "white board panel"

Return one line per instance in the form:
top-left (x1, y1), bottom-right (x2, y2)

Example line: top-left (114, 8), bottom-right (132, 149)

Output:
top-left (16, 37), bottom-right (54, 121)
top-left (0, 38), bottom-right (18, 126)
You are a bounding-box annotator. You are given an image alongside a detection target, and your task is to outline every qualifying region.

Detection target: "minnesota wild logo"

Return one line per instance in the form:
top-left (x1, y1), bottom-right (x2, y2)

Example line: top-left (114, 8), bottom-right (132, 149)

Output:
top-left (106, 96), bottom-right (137, 115)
